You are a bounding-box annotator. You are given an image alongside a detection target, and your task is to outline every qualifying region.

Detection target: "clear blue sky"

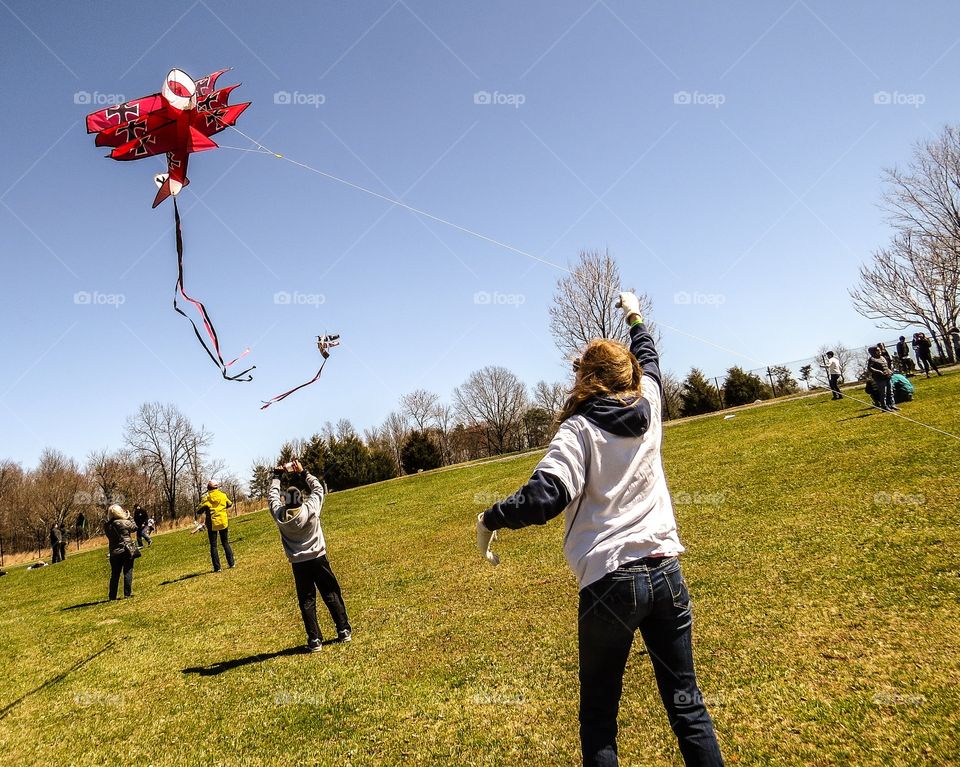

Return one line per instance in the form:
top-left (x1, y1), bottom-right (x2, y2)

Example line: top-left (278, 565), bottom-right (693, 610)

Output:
top-left (2, 0), bottom-right (957, 476)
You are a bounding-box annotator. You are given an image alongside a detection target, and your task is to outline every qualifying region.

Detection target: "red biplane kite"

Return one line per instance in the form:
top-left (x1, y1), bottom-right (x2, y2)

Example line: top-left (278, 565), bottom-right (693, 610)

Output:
top-left (86, 68), bottom-right (249, 207)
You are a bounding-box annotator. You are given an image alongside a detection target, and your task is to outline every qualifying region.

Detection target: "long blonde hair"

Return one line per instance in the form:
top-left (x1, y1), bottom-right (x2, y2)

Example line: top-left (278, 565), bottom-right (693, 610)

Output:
top-left (558, 339), bottom-right (642, 423)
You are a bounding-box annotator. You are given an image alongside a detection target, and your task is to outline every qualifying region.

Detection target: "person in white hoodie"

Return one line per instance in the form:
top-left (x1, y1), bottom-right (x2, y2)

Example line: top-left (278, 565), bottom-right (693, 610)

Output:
top-left (476, 292), bottom-right (723, 767)
top-left (268, 460), bottom-right (351, 652)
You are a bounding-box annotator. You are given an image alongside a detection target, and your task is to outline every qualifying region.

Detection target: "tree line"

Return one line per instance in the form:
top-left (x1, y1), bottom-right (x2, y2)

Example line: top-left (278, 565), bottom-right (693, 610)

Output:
top-left (0, 402), bottom-right (242, 559)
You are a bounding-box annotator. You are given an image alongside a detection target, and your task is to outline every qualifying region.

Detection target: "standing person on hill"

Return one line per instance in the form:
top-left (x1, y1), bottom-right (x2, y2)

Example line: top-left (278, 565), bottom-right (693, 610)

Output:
top-left (895, 336), bottom-right (913, 375)
top-left (49, 524), bottom-right (65, 563)
top-left (75, 512), bottom-right (87, 545)
top-left (105, 505), bottom-right (138, 599)
top-left (268, 460), bottom-right (352, 652)
top-left (133, 504), bottom-right (149, 548)
top-left (476, 292), bottom-right (724, 767)
top-left (867, 346), bottom-right (896, 412)
top-left (950, 325), bottom-right (960, 361)
top-left (195, 480), bottom-right (235, 572)
top-left (914, 333), bottom-right (942, 378)
top-left (825, 351), bottom-right (843, 400)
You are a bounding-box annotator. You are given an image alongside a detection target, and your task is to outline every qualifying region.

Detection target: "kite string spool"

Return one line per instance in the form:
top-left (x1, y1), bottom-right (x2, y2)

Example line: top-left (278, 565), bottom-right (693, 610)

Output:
top-left (223, 125), bottom-right (960, 440)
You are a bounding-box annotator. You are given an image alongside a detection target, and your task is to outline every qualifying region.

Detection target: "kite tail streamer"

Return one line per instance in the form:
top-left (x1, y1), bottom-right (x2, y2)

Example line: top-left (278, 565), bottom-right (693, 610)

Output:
top-left (172, 199), bottom-right (255, 382)
top-left (260, 358), bottom-right (328, 410)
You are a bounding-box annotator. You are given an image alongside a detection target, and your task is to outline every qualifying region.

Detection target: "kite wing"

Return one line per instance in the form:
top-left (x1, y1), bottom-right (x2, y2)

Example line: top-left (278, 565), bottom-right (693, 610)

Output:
top-left (86, 95), bottom-right (165, 134)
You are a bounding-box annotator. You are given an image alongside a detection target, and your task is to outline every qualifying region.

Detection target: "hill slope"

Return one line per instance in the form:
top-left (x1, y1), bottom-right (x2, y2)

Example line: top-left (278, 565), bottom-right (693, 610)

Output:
top-left (1, 377), bottom-right (959, 766)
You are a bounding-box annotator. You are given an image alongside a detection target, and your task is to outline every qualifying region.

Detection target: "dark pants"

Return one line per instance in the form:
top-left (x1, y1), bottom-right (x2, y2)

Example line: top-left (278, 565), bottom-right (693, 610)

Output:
top-left (917, 354), bottom-right (940, 376)
top-left (828, 374), bottom-right (842, 399)
top-left (292, 555), bottom-right (350, 643)
top-left (136, 526), bottom-right (145, 546)
top-left (207, 527), bottom-right (235, 571)
top-left (51, 544), bottom-right (62, 563)
top-left (109, 552), bottom-right (134, 599)
top-left (578, 558), bottom-right (723, 767)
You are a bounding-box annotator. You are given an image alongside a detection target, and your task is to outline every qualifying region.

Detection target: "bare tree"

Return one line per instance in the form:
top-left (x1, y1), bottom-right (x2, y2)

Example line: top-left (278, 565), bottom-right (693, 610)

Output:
top-left (400, 389), bottom-right (440, 431)
top-left (124, 402), bottom-right (202, 520)
top-left (549, 249), bottom-right (654, 359)
top-left (184, 427), bottom-right (221, 505)
top-left (374, 412), bottom-right (407, 475)
top-left (0, 460), bottom-right (23, 566)
top-left (851, 126), bottom-right (960, 359)
top-left (33, 448), bottom-right (85, 530)
top-left (430, 403), bottom-right (456, 465)
top-left (453, 366), bottom-right (528, 454)
top-left (533, 380), bottom-right (567, 419)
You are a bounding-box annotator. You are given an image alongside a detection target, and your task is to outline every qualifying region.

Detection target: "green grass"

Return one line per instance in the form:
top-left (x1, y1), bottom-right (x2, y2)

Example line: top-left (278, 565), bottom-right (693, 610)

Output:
top-left (1, 377), bottom-right (959, 766)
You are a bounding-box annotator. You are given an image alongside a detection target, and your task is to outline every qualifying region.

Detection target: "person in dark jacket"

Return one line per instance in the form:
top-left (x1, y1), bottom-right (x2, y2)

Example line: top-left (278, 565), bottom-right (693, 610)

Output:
top-left (49, 524), bottom-right (66, 563)
top-left (914, 333), bottom-right (941, 378)
top-left (895, 336), bottom-right (913, 375)
top-left (133, 504), bottom-right (149, 547)
top-left (867, 346), bottom-right (896, 411)
top-left (105, 504), bottom-right (137, 599)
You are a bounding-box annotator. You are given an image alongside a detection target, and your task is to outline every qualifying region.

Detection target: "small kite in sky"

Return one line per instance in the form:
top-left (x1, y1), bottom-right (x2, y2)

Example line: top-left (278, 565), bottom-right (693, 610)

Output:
top-left (261, 335), bottom-right (341, 410)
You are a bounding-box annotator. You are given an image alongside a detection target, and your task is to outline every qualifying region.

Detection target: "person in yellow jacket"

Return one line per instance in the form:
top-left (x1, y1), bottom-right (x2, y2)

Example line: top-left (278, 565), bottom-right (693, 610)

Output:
top-left (195, 480), bottom-right (235, 571)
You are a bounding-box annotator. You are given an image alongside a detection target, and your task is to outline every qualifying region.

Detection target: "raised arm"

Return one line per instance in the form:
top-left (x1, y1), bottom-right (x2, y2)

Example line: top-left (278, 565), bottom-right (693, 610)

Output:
top-left (304, 472), bottom-right (325, 498)
top-left (618, 292), bottom-right (661, 392)
top-left (482, 421), bottom-right (586, 531)
top-left (268, 477), bottom-right (285, 515)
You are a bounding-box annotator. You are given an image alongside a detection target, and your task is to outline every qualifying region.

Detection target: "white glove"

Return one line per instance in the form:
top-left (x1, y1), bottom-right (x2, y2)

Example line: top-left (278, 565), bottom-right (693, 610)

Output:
top-left (476, 513), bottom-right (500, 566)
top-left (616, 292), bottom-right (643, 324)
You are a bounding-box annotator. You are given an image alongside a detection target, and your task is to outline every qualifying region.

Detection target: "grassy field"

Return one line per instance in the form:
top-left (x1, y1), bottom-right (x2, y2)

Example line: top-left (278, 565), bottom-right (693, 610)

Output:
top-left (1, 376), bottom-right (959, 766)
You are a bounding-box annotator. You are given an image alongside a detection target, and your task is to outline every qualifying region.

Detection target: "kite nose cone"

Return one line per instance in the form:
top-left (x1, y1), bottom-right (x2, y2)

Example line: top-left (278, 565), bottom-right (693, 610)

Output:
top-left (162, 68), bottom-right (197, 111)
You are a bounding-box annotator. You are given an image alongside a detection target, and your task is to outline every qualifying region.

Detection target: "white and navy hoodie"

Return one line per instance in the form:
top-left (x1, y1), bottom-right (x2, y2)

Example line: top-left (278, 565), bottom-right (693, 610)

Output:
top-left (482, 323), bottom-right (684, 589)
top-left (268, 472), bottom-right (327, 564)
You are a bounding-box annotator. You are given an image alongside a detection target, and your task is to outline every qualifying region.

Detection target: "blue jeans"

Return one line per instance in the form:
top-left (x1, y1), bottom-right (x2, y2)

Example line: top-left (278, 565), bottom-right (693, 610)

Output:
top-left (578, 558), bottom-right (724, 767)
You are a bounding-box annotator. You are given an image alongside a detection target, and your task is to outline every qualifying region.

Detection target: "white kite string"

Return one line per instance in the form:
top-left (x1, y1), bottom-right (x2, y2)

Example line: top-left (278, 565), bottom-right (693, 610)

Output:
top-left (222, 125), bottom-right (960, 442)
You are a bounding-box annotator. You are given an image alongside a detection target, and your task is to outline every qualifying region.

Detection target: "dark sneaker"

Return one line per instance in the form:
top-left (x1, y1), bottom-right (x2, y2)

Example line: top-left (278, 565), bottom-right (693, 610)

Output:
top-left (336, 629), bottom-right (352, 643)
top-left (306, 640), bottom-right (323, 653)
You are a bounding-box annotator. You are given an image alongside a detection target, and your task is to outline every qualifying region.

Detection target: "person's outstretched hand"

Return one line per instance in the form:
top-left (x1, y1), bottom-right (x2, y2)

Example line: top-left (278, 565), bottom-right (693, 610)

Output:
top-left (616, 291), bottom-right (643, 324)
top-left (476, 513), bottom-right (500, 566)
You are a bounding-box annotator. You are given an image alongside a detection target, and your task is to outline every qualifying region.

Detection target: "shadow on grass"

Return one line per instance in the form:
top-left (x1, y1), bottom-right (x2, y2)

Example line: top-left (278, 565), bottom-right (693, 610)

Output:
top-left (62, 600), bottom-right (110, 611)
top-left (838, 410), bottom-right (879, 421)
top-left (160, 572), bottom-right (207, 586)
top-left (0, 639), bottom-right (116, 720)
top-left (182, 646), bottom-right (308, 676)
